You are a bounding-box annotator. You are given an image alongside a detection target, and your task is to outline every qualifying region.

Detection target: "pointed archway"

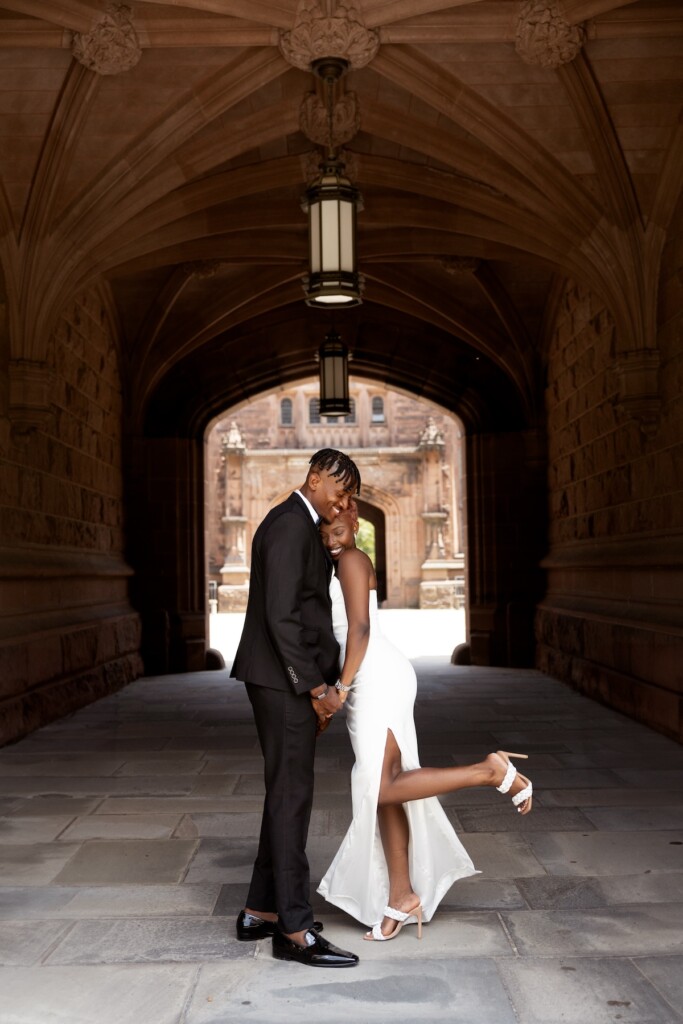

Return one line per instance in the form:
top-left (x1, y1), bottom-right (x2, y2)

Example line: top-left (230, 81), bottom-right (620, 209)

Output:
top-left (355, 497), bottom-right (386, 604)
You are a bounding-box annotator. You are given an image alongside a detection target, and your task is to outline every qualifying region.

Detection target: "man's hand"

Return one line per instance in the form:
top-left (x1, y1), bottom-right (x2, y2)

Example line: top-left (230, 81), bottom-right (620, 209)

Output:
top-left (310, 685), bottom-right (342, 735)
top-left (315, 714), bottom-right (332, 737)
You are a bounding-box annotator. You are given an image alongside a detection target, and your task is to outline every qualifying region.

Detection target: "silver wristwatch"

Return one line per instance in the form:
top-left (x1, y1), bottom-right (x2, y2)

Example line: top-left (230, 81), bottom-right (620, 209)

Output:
top-left (313, 685), bottom-right (329, 700)
top-left (335, 680), bottom-right (351, 693)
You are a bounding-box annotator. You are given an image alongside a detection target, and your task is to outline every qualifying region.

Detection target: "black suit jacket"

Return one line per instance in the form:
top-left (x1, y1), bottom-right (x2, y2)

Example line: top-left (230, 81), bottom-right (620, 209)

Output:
top-left (230, 492), bottom-right (339, 695)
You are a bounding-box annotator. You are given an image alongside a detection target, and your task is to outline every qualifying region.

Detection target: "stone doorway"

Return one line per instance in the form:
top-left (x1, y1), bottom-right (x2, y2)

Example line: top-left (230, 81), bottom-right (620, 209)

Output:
top-left (355, 498), bottom-right (387, 603)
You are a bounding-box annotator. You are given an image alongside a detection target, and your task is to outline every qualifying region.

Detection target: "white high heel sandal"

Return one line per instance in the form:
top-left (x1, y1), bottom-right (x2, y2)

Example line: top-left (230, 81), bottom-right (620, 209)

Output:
top-left (495, 751), bottom-right (533, 813)
top-left (364, 903), bottom-right (423, 942)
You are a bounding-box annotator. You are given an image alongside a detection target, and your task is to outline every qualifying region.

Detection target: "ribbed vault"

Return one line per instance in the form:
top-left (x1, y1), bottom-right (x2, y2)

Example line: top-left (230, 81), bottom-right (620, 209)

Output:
top-left (2, 0), bottom-right (681, 442)
top-left (142, 299), bottom-right (528, 436)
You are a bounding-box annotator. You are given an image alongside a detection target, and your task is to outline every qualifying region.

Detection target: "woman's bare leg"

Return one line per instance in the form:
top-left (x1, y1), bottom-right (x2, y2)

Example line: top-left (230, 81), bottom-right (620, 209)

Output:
top-left (371, 732), bottom-right (421, 937)
top-left (377, 738), bottom-right (529, 807)
top-left (371, 733), bottom-right (532, 935)
top-left (373, 803), bottom-right (420, 937)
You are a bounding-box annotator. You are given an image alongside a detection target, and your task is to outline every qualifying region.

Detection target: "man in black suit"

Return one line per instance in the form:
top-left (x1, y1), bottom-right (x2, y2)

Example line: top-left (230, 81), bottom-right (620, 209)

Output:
top-left (231, 448), bottom-right (361, 967)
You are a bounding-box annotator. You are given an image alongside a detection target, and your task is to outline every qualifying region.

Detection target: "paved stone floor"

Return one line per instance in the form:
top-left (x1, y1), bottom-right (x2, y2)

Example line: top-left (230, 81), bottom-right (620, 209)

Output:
top-left (1, 660), bottom-right (683, 1024)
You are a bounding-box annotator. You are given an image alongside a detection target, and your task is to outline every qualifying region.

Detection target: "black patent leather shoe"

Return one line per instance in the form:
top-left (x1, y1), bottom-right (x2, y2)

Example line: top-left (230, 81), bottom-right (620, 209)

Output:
top-left (272, 929), bottom-right (359, 967)
top-left (236, 911), bottom-right (323, 942)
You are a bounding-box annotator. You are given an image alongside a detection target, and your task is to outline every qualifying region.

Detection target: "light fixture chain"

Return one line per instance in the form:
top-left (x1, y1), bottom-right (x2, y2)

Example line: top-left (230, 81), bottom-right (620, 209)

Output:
top-left (326, 71), bottom-right (335, 160)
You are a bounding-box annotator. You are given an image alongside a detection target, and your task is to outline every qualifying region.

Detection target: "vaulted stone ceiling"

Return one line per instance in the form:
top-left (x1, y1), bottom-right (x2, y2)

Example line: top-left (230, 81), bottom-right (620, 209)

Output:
top-left (1, 0), bottom-right (681, 434)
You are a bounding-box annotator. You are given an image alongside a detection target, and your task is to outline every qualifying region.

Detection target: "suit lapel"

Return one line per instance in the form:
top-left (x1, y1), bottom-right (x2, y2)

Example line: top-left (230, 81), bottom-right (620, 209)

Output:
top-left (291, 492), bottom-right (331, 579)
top-left (291, 491), bottom-right (318, 534)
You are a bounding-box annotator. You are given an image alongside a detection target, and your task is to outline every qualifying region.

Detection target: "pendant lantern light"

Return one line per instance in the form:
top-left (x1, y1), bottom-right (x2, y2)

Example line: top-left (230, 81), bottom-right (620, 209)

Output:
top-left (318, 330), bottom-right (350, 415)
top-left (303, 58), bottom-right (363, 307)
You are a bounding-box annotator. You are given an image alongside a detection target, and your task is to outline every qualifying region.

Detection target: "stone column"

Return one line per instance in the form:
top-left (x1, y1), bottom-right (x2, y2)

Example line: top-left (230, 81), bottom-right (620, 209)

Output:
top-left (127, 434), bottom-right (207, 673)
top-left (218, 422), bottom-right (250, 611)
top-left (465, 428), bottom-right (547, 665)
top-left (418, 418), bottom-right (463, 608)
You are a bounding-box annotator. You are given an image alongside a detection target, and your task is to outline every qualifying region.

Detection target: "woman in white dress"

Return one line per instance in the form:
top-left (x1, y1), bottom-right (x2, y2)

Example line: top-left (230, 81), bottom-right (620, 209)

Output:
top-left (317, 505), bottom-right (533, 941)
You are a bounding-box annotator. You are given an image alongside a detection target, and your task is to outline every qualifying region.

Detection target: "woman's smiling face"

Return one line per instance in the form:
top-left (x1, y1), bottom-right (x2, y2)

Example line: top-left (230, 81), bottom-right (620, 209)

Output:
top-left (320, 517), bottom-right (356, 560)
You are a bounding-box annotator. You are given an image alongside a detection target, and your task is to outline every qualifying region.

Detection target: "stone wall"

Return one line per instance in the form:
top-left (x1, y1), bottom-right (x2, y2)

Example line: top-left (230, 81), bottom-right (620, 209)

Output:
top-left (0, 288), bottom-right (142, 745)
top-left (536, 265), bottom-right (682, 741)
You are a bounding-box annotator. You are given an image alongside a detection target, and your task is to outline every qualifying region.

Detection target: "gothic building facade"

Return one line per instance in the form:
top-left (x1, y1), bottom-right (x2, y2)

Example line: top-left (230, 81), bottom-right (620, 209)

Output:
top-left (206, 380), bottom-right (465, 611)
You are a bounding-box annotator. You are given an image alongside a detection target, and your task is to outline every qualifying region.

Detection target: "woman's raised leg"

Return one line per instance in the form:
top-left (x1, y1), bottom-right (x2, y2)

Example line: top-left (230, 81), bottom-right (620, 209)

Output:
top-left (377, 737), bottom-right (532, 812)
top-left (370, 733), bottom-right (533, 939)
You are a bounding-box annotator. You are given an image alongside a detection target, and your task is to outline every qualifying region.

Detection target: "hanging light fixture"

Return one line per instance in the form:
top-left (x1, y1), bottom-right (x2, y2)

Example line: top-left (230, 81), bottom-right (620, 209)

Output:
top-left (302, 57), bottom-right (363, 308)
top-left (318, 330), bottom-right (350, 415)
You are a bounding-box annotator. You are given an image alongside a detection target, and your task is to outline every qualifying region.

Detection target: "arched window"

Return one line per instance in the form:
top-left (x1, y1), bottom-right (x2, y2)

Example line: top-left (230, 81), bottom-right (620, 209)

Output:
top-left (345, 398), bottom-right (356, 424)
top-left (309, 398), bottom-right (321, 424)
top-left (280, 397), bottom-right (293, 426)
top-left (371, 396), bottom-right (385, 423)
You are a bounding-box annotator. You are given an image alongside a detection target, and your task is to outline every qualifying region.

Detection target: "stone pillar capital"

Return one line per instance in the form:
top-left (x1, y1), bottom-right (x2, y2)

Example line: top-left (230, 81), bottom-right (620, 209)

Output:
top-left (9, 359), bottom-right (55, 436)
top-left (613, 348), bottom-right (662, 439)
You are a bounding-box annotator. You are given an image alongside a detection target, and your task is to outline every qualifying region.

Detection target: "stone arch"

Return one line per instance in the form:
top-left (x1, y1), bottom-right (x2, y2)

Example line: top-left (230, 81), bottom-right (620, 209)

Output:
top-left (132, 339), bottom-right (541, 672)
top-left (205, 383), bottom-right (469, 628)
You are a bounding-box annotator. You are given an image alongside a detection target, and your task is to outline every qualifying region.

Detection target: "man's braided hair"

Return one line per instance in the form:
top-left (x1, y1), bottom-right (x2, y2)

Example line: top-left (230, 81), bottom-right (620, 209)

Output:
top-left (309, 448), bottom-right (361, 496)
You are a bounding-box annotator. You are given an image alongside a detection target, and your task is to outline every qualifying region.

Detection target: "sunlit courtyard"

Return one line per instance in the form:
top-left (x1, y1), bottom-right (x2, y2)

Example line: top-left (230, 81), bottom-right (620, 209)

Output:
top-left (210, 607), bottom-right (467, 665)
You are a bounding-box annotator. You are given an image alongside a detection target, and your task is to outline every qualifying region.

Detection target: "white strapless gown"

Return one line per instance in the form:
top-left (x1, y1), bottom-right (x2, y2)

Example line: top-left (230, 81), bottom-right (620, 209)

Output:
top-left (317, 575), bottom-right (478, 927)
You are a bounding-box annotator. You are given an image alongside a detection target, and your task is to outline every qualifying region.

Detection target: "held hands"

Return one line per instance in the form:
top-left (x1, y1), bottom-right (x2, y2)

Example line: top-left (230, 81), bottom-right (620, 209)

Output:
top-left (310, 685), bottom-right (342, 736)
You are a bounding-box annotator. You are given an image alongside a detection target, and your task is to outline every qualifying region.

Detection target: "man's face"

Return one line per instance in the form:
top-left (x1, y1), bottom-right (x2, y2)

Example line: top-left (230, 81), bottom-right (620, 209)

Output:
top-left (310, 469), bottom-right (356, 523)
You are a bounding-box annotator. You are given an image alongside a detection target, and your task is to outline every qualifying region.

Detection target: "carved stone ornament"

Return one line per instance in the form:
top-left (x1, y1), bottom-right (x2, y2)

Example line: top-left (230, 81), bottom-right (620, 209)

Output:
top-left (72, 2), bottom-right (142, 76)
top-left (515, 1), bottom-right (584, 69)
top-left (442, 257), bottom-right (481, 275)
top-left (279, 0), bottom-right (379, 72)
top-left (180, 260), bottom-right (224, 280)
top-left (301, 147), bottom-right (359, 184)
top-left (299, 90), bottom-right (360, 148)
top-left (419, 417), bottom-right (445, 448)
top-left (222, 421), bottom-right (246, 451)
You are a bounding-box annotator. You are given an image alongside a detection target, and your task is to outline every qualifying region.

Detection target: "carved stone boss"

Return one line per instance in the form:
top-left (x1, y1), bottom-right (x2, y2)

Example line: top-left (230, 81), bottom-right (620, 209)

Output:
top-left (72, 2), bottom-right (142, 76)
top-left (279, 0), bottom-right (379, 72)
top-left (515, 0), bottom-right (584, 69)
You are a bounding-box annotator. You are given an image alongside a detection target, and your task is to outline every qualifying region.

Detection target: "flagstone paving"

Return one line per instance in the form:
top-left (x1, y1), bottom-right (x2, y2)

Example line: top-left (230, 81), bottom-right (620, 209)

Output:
top-left (1, 656), bottom-right (682, 1023)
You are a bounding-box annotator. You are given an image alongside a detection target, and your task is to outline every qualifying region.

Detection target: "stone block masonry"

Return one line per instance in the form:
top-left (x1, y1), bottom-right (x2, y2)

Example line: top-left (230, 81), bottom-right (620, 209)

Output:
top-left (0, 287), bottom-right (142, 746)
top-left (537, 273), bottom-right (683, 742)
